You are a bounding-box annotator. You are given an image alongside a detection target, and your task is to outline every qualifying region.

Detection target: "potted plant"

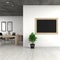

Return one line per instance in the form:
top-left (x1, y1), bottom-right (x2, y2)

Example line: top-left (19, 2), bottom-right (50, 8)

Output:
top-left (29, 32), bottom-right (37, 49)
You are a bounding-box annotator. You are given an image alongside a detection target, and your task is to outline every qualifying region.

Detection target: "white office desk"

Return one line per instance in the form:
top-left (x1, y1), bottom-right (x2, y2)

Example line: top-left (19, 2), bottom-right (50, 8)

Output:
top-left (0, 35), bottom-right (20, 45)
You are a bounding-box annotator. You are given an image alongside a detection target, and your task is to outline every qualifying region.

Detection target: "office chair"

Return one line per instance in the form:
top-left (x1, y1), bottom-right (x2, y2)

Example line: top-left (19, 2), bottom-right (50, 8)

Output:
top-left (9, 32), bottom-right (16, 44)
top-left (0, 33), bottom-right (5, 44)
top-left (0, 33), bottom-right (5, 40)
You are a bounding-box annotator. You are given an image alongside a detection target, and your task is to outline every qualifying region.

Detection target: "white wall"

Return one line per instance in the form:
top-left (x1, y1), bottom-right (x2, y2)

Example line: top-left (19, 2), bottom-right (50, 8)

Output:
top-left (0, 16), bottom-right (23, 35)
top-left (23, 5), bottom-right (60, 47)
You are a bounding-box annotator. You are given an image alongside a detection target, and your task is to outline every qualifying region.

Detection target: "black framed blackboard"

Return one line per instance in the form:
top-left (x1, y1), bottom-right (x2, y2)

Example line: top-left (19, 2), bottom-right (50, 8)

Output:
top-left (36, 19), bottom-right (58, 33)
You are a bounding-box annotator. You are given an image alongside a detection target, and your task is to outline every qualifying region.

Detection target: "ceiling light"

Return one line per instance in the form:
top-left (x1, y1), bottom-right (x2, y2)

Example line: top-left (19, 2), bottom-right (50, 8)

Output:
top-left (6, 1), bottom-right (10, 4)
top-left (6, 1), bottom-right (15, 7)
top-left (11, 4), bottom-right (14, 7)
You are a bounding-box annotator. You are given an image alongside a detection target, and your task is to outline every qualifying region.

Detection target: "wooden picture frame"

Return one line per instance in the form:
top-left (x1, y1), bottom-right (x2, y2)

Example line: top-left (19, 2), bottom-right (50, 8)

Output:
top-left (35, 18), bottom-right (58, 34)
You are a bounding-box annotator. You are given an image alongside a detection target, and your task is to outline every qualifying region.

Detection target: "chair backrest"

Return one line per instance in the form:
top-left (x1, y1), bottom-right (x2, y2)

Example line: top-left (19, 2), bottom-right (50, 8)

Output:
top-left (0, 33), bottom-right (2, 35)
top-left (12, 32), bottom-right (16, 36)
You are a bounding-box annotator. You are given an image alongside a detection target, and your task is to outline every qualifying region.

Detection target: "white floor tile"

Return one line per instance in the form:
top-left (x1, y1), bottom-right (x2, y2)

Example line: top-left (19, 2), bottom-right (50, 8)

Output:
top-left (0, 46), bottom-right (60, 60)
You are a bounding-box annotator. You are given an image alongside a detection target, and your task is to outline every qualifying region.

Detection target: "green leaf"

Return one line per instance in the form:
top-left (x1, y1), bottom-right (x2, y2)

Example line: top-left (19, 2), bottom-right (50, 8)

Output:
top-left (29, 32), bottom-right (37, 44)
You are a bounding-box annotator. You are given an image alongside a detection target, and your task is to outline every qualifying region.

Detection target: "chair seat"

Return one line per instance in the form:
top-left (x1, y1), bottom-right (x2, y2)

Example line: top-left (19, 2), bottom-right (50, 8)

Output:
top-left (9, 37), bottom-right (15, 39)
top-left (0, 37), bottom-right (5, 40)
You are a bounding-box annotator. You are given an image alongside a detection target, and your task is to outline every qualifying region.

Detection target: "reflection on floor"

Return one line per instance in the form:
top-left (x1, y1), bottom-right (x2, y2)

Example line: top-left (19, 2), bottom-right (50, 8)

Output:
top-left (0, 46), bottom-right (60, 60)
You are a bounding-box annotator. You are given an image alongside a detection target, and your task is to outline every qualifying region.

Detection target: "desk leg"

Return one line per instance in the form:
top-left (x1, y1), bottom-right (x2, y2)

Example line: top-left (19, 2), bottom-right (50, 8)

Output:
top-left (15, 36), bottom-right (19, 45)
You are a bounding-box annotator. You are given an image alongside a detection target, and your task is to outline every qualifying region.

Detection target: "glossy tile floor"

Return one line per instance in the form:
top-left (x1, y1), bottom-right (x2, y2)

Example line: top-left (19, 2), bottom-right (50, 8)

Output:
top-left (0, 45), bottom-right (60, 60)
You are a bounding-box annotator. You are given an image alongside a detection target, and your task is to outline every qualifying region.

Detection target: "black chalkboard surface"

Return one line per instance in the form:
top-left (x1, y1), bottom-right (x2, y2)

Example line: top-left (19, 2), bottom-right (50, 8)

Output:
top-left (36, 19), bottom-right (57, 33)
